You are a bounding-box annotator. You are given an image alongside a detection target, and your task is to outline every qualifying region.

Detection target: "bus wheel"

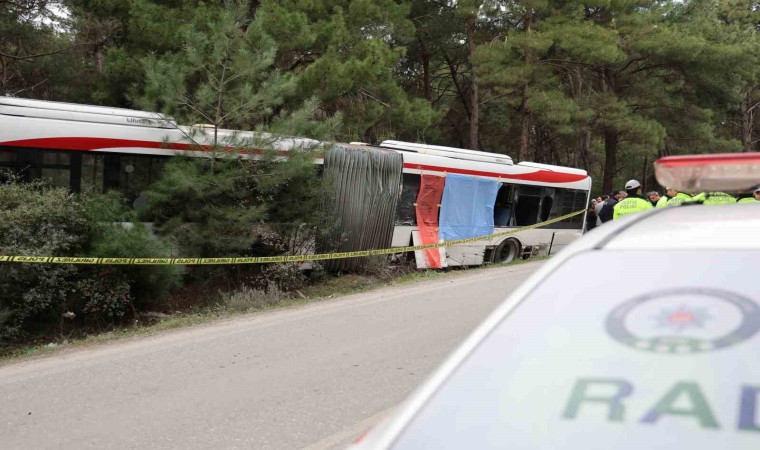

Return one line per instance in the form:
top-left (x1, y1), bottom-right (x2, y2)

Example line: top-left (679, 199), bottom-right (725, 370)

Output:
top-left (494, 239), bottom-right (520, 264)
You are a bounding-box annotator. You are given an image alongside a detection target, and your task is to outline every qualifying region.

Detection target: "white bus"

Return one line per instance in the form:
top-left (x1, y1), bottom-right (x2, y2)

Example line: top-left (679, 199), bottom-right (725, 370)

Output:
top-left (0, 96), bottom-right (591, 266)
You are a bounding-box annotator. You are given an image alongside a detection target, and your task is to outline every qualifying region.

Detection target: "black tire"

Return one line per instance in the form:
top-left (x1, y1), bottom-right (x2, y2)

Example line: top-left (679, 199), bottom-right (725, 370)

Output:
top-left (494, 239), bottom-right (520, 263)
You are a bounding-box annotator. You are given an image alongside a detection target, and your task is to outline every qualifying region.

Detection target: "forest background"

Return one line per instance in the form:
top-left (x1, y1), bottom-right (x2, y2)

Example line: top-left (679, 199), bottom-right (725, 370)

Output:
top-left (3, 0), bottom-right (759, 194)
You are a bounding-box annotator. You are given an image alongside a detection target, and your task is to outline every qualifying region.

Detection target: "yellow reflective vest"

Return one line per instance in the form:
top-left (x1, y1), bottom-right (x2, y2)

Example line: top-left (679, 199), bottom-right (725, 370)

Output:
top-left (666, 192), bottom-right (693, 206)
top-left (655, 196), bottom-right (668, 208)
top-left (737, 197), bottom-right (759, 204)
top-left (693, 192), bottom-right (736, 205)
top-left (613, 195), bottom-right (654, 219)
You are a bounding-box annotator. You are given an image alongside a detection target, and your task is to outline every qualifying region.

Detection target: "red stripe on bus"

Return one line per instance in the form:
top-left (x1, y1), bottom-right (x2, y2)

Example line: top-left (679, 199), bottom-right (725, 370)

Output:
top-left (2, 137), bottom-right (194, 151)
top-left (1, 137), bottom-right (588, 183)
top-left (403, 163), bottom-right (588, 184)
top-left (0, 137), bottom-right (289, 156)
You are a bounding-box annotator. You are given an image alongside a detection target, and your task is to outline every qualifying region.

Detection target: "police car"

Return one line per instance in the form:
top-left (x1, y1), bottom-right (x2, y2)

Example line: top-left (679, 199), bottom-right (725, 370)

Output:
top-left (350, 154), bottom-right (760, 449)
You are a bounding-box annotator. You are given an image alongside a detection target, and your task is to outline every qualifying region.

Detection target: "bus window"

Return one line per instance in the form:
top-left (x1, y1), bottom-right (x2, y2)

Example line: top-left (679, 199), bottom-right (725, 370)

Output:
top-left (396, 173), bottom-right (420, 226)
top-left (5, 149), bottom-right (76, 190)
top-left (0, 149), bottom-right (18, 183)
top-left (0, 149), bottom-right (15, 163)
top-left (40, 150), bottom-right (70, 166)
top-left (34, 167), bottom-right (70, 188)
top-left (514, 185), bottom-right (542, 226)
top-left (100, 154), bottom-right (165, 201)
top-left (493, 183), bottom-right (514, 227)
top-left (119, 156), bottom-right (167, 204)
top-left (103, 154), bottom-right (121, 191)
top-left (543, 188), bottom-right (587, 229)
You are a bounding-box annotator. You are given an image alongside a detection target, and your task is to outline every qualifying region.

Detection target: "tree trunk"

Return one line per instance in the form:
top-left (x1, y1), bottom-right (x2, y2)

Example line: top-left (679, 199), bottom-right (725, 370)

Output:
top-left (519, 97), bottom-right (530, 162)
top-left (578, 128), bottom-right (591, 170)
top-left (740, 87), bottom-right (756, 152)
top-left (641, 155), bottom-right (648, 193)
top-left (466, 14), bottom-right (479, 150)
top-left (572, 66), bottom-right (591, 170)
top-left (533, 123), bottom-right (543, 163)
top-left (518, 7), bottom-right (534, 162)
top-left (95, 46), bottom-right (104, 73)
top-left (662, 135), bottom-right (672, 158)
top-left (603, 128), bottom-right (618, 194)
top-left (443, 54), bottom-right (470, 119)
top-left (418, 36), bottom-right (432, 102)
top-left (601, 67), bottom-right (618, 194)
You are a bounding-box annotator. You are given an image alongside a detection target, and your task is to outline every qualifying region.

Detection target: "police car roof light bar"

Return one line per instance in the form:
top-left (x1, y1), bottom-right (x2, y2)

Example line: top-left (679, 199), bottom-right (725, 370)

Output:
top-left (654, 153), bottom-right (760, 193)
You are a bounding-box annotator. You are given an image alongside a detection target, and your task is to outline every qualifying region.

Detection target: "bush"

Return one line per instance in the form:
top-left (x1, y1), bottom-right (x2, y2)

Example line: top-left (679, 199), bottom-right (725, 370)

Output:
top-left (0, 181), bottom-right (179, 342)
top-left (73, 269), bottom-right (132, 319)
top-left (0, 181), bottom-right (91, 340)
top-left (82, 192), bottom-right (181, 308)
top-left (250, 263), bottom-right (308, 292)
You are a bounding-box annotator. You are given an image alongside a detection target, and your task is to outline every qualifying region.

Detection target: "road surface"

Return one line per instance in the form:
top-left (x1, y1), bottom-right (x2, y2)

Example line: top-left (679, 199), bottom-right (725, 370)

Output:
top-left (0, 262), bottom-right (542, 450)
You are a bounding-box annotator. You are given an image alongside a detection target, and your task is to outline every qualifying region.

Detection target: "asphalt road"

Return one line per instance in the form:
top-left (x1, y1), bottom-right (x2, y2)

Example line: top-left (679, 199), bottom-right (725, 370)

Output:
top-left (0, 262), bottom-right (542, 450)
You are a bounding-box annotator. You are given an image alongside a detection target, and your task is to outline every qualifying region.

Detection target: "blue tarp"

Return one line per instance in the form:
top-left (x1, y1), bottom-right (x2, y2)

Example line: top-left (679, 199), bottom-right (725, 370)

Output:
top-left (439, 174), bottom-right (500, 241)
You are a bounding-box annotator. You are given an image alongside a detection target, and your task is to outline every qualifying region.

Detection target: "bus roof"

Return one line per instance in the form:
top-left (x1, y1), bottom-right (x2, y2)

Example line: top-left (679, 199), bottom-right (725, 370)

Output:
top-left (0, 96), bottom-right (177, 129)
top-left (380, 140), bottom-right (514, 166)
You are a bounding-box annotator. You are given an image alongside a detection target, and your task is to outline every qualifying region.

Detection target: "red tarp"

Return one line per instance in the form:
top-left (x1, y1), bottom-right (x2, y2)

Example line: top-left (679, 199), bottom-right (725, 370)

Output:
top-left (415, 175), bottom-right (446, 269)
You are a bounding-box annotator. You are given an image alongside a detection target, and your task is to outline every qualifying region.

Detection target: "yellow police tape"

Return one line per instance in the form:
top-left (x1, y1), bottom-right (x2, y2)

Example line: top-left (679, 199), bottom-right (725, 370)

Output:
top-left (0, 209), bottom-right (585, 265)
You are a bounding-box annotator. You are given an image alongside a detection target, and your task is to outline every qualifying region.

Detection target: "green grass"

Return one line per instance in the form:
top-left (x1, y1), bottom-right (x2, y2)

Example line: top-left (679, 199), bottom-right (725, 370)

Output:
top-left (0, 256), bottom-right (547, 364)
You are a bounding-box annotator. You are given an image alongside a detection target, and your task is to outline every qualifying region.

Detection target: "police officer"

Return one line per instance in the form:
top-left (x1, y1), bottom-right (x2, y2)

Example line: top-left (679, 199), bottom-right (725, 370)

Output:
top-left (737, 187), bottom-right (760, 203)
top-left (665, 187), bottom-right (693, 206)
top-left (647, 191), bottom-right (668, 208)
top-left (692, 191), bottom-right (736, 205)
top-left (614, 180), bottom-right (653, 219)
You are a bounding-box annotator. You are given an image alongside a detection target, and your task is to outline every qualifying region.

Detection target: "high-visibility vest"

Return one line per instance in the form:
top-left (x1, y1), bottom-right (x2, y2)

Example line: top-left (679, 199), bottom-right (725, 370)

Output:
top-left (613, 196), bottom-right (653, 219)
top-left (655, 196), bottom-right (668, 208)
top-left (693, 192), bottom-right (737, 205)
top-left (666, 192), bottom-right (693, 206)
top-left (737, 197), bottom-right (759, 204)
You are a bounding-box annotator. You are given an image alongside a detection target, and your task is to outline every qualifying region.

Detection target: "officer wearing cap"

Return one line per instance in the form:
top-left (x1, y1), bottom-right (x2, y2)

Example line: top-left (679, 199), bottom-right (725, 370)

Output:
top-left (737, 187), bottom-right (760, 203)
top-left (613, 180), bottom-right (653, 219)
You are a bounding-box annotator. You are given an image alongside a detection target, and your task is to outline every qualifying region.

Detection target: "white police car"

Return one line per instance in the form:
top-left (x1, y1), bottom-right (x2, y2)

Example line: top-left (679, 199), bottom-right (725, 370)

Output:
top-left (350, 154), bottom-right (760, 449)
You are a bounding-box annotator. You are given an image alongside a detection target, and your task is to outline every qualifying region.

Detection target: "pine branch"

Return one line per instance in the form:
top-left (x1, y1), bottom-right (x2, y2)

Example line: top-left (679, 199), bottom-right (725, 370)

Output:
top-left (628, 63), bottom-right (669, 75)
top-left (442, 53), bottom-right (471, 118)
top-left (539, 59), bottom-right (607, 72)
top-left (0, 39), bottom-right (106, 62)
top-left (359, 88), bottom-right (390, 108)
top-left (616, 57), bottom-right (648, 74)
top-left (10, 77), bottom-right (48, 95)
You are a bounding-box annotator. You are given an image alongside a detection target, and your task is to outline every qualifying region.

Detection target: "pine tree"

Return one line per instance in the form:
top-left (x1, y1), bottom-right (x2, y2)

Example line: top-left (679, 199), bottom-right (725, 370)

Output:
top-left (257, 0), bottom-right (436, 143)
top-left (473, 0), bottom-right (755, 192)
top-left (134, 2), bottom-right (339, 259)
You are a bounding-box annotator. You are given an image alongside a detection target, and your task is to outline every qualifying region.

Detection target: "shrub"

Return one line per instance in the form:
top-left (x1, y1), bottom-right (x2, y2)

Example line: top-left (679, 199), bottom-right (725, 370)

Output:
top-left (0, 181), bottom-right (179, 342)
top-left (73, 269), bottom-right (132, 319)
top-left (82, 192), bottom-right (181, 308)
top-left (250, 263), bottom-right (308, 292)
top-left (0, 181), bottom-right (91, 340)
